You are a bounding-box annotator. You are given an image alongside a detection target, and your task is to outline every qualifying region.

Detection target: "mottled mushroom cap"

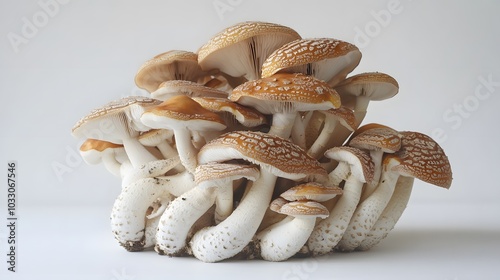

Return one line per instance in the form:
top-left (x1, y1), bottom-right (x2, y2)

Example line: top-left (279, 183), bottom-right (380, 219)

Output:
top-left (195, 162), bottom-right (260, 189)
top-left (274, 200), bottom-right (329, 219)
top-left (138, 129), bottom-right (174, 147)
top-left (198, 21), bottom-right (301, 80)
top-left (135, 50), bottom-right (204, 92)
top-left (321, 106), bottom-right (357, 131)
top-left (198, 131), bottom-right (327, 181)
top-left (261, 38), bottom-right (361, 86)
top-left (230, 73), bottom-right (341, 114)
top-left (192, 97), bottom-right (267, 127)
top-left (280, 182), bottom-right (342, 202)
top-left (72, 96), bottom-right (162, 143)
top-left (334, 72), bottom-right (399, 106)
top-left (392, 131), bottom-right (453, 189)
top-left (349, 126), bottom-right (402, 153)
top-left (140, 95), bottom-right (226, 132)
top-left (324, 146), bottom-right (375, 183)
top-left (79, 139), bottom-right (124, 165)
top-left (151, 80), bottom-right (229, 101)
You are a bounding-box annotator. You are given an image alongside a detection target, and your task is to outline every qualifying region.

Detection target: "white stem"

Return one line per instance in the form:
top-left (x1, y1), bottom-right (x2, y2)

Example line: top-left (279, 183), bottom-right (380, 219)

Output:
top-left (156, 171), bottom-right (195, 197)
top-left (122, 137), bottom-right (158, 168)
top-left (121, 158), bottom-right (181, 188)
top-left (360, 150), bottom-right (383, 201)
top-left (190, 170), bottom-right (277, 262)
top-left (307, 175), bottom-right (363, 256)
top-left (155, 187), bottom-right (216, 256)
top-left (173, 128), bottom-right (198, 174)
top-left (328, 162), bottom-right (350, 186)
top-left (157, 142), bottom-right (185, 172)
top-left (308, 115), bottom-right (338, 159)
top-left (291, 114), bottom-right (306, 149)
top-left (357, 176), bottom-right (414, 251)
top-left (102, 152), bottom-right (122, 177)
top-left (268, 112), bottom-right (297, 139)
top-left (214, 185), bottom-right (233, 224)
top-left (336, 165), bottom-right (400, 251)
top-left (144, 215), bottom-right (162, 248)
top-left (257, 216), bottom-right (316, 261)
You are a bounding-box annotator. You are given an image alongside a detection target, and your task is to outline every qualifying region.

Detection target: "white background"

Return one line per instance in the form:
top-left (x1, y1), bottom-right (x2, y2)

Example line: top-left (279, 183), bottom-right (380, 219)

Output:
top-left (0, 0), bottom-right (499, 279)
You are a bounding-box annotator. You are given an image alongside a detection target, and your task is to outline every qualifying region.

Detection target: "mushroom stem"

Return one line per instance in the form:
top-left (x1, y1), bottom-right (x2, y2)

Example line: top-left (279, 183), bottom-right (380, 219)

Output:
top-left (290, 114), bottom-right (306, 149)
top-left (307, 175), bottom-right (363, 256)
top-left (357, 176), bottom-right (414, 251)
top-left (360, 150), bottom-right (383, 201)
top-left (257, 216), bottom-right (317, 261)
top-left (307, 115), bottom-right (339, 159)
top-left (156, 141), bottom-right (185, 173)
top-left (155, 187), bottom-right (216, 256)
top-left (336, 158), bottom-right (401, 251)
top-left (156, 171), bottom-right (195, 197)
top-left (172, 128), bottom-right (198, 174)
top-left (121, 157), bottom-right (181, 188)
top-left (190, 170), bottom-right (277, 262)
top-left (268, 112), bottom-right (297, 139)
top-left (327, 162), bottom-right (350, 186)
top-left (101, 153), bottom-right (123, 177)
top-left (121, 137), bottom-right (158, 168)
top-left (214, 185), bottom-right (234, 224)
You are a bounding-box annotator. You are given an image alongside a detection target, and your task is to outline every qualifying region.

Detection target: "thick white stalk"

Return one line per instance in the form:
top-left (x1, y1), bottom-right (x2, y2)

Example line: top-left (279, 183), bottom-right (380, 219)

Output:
top-left (360, 150), bottom-right (383, 201)
top-left (357, 176), bottom-right (414, 251)
top-left (327, 162), bottom-right (350, 186)
top-left (121, 158), bottom-right (181, 188)
top-left (173, 128), bottom-right (198, 174)
top-left (214, 186), bottom-right (234, 224)
top-left (101, 153), bottom-right (122, 177)
top-left (336, 165), bottom-right (400, 251)
top-left (307, 116), bottom-right (338, 159)
top-left (155, 171), bottom-right (195, 197)
top-left (268, 112), bottom-right (297, 139)
top-left (121, 137), bottom-right (158, 168)
top-left (156, 187), bottom-right (216, 256)
top-left (291, 114), bottom-right (306, 149)
top-left (257, 216), bottom-right (316, 261)
top-left (190, 170), bottom-right (277, 262)
top-left (307, 175), bottom-right (363, 256)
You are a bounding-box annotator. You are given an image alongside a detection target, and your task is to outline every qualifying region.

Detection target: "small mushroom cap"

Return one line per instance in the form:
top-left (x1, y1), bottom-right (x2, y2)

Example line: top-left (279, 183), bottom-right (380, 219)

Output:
top-left (140, 95), bottom-right (226, 132)
top-left (197, 21), bottom-right (301, 79)
top-left (79, 139), bottom-right (124, 165)
top-left (229, 73), bottom-right (341, 114)
top-left (321, 106), bottom-right (357, 131)
top-left (280, 182), bottom-right (342, 202)
top-left (261, 38), bottom-right (361, 85)
top-left (135, 50), bottom-right (203, 92)
top-left (334, 72), bottom-right (399, 102)
top-left (275, 200), bottom-right (329, 219)
top-left (324, 146), bottom-right (375, 183)
top-left (269, 197), bottom-right (288, 213)
top-left (72, 96), bottom-right (162, 142)
top-left (392, 131), bottom-right (453, 189)
top-left (151, 80), bottom-right (229, 101)
top-left (138, 129), bottom-right (174, 147)
top-left (349, 126), bottom-right (402, 153)
top-left (192, 97), bottom-right (267, 127)
top-left (198, 131), bottom-right (327, 181)
top-left (195, 162), bottom-right (260, 189)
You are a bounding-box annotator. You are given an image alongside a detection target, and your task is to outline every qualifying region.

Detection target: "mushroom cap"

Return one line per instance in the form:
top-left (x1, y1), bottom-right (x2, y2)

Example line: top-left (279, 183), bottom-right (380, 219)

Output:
top-left (192, 97), bottom-right (267, 127)
top-left (280, 182), bottom-right (342, 202)
top-left (197, 21), bottom-right (301, 79)
top-left (135, 50), bottom-right (203, 92)
top-left (195, 162), bottom-right (260, 189)
top-left (198, 131), bottom-right (327, 181)
top-left (321, 106), bottom-right (357, 131)
top-left (269, 197), bottom-right (288, 213)
top-left (274, 200), bottom-right (329, 219)
top-left (72, 96), bottom-right (162, 143)
top-left (261, 38), bottom-right (361, 85)
top-left (151, 80), bottom-right (229, 101)
top-left (324, 146), bottom-right (375, 183)
top-left (229, 73), bottom-right (341, 114)
top-left (79, 139), bottom-right (124, 165)
top-left (140, 95), bottom-right (226, 132)
top-left (138, 129), bottom-right (174, 147)
top-left (392, 131), bottom-right (453, 189)
top-left (334, 72), bottom-right (399, 102)
top-left (349, 126), bottom-right (402, 153)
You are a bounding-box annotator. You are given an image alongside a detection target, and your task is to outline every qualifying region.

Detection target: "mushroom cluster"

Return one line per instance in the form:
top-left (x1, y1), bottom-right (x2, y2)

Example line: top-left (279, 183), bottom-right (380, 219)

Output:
top-left (71, 21), bottom-right (453, 262)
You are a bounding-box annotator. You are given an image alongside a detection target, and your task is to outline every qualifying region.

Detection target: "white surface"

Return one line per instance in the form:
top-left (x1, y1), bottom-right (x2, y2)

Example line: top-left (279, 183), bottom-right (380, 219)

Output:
top-left (1, 0), bottom-right (499, 279)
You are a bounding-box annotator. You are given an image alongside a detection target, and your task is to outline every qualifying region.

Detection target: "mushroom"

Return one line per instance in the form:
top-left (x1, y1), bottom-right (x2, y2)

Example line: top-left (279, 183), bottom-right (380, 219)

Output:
top-left (229, 73), bottom-right (341, 140)
top-left (197, 21), bottom-right (301, 83)
top-left (140, 95), bottom-right (226, 174)
top-left (348, 124), bottom-right (402, 200)
top-left (138, 129), bottom-right (184, 173)
top-left (354, 131), bottom-right (453, 251)
top-left (255, 182), bottom-right (342, 261)
top-left (334, 72), bottom-right (399, 127)
top-left (79, 139), bottom-right (126, 177)
top-left (189, 131), bottom-right (327, 262)
top-left (307, 106), bottom-right (357, 159)
top-left (307, 146), bottom-right (374, 256)
top-left (261, 38), bottom-right (362, 86)
top-left (155, 163), bottom-right (260, 256)
top-left (72, 96), bottom-right (162, 168)
top-left (337, 131), bottom-right (453, 251)
top-left (151, 80), bottom-right (229, 101)
top-left (135, 50), bottom-right (204, 92)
